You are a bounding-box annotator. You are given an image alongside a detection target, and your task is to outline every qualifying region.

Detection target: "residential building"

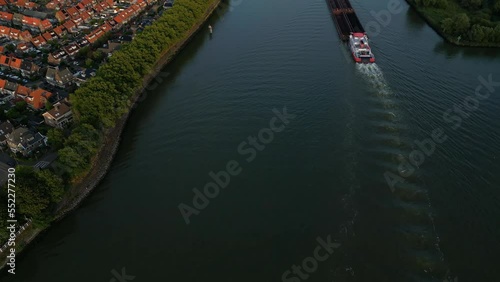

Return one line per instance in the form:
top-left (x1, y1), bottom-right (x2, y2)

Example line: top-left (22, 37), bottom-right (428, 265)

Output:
top-left (63, 43), bottom-right (79, 57)
top-left (20, 60), bottom-right (39, 77)
top-left (31, 35), bottom-right (47, 49)
top-left (6, 127), bottom-right (47, 156)
top-left (15, 85), bottom-right (31, 99)
top-left (3, 81), bottom-right (17, 96)
top-left (26, 88), bottom-right (52, 109)
top-left (46, 67), bottom-right (73, 87)
top-left (0, 121), bottom-right (13, 146)
top-left (42, 100), bottom-right (72, 128)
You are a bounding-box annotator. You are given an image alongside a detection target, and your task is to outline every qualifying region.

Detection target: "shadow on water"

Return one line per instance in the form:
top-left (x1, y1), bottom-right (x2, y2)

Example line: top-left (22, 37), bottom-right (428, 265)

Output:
top-left (433, 40), bottom-right (500, 59)
top-left (405, 8), bottom-right (426, 31)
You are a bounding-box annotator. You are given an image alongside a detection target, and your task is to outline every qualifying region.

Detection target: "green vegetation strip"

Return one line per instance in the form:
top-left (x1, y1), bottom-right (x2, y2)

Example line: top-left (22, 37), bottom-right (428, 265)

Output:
top-left (407, 0), bottom-right (500, 47)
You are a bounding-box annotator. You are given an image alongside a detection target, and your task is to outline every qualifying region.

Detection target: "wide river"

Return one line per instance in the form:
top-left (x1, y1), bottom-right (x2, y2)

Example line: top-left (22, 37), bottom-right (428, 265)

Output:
top-left (5, 0), bottom-right (500, 281)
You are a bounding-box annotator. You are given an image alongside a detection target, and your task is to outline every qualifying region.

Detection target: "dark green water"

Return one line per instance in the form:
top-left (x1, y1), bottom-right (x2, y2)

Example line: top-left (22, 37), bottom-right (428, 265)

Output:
top-left (5, 0), bottom-right (500, 281)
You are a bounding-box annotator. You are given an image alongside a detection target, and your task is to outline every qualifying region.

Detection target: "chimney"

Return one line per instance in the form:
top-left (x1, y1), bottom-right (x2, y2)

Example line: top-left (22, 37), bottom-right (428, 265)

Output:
top-left (54, 103), bottom-right (60, 111)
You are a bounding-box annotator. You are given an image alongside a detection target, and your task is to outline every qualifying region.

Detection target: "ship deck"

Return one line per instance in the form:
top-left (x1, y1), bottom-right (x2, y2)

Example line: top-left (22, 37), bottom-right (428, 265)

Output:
top-left (326, 0), bottom-right (365, 41)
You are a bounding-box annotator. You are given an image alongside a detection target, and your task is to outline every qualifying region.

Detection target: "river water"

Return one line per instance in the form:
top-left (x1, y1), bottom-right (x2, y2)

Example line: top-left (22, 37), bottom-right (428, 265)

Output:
top-left (4, 0), bottom-right (500, 281)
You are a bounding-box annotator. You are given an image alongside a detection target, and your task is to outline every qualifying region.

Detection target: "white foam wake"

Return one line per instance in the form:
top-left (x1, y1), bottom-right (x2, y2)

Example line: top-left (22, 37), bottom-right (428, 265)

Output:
top-left (356, 63), bottom-right (392, 96)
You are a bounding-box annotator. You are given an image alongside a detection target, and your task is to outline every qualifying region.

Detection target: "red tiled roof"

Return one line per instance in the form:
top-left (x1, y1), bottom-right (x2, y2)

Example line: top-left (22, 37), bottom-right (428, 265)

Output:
top-left (16, 85), bottom-right (31, 97)
top-left (20, 30), bottom-right (32, 40)
top-left (40, 19), bottom-right (52, 30)
top-left (80, 11), bottom-right (91, 22)
top-left (42, 32), bottom-right (53, 41)
top-left (24, 1), bottom-right (36, 8)
top-left (0, 46), bottom-right (4, 54)
top-left (0, 55), bottom-right (9, 66)
top-left (22, 16), bottom-right (41, 27)
top-left (27, 88), bottom-right (52, 109)
top-left (0, 11), bottom-right (13, 21)
top-left (0, 26), bottom-right (10, 37)
top-left (9, 57), bottom-right (22, 69)
top-left (9, 28), bottom-right (20, 39)
top-left (55, 11), bottom-right (67, 22)
top-left (31, 35), bottom-right (47, 48)
top-left (0, 79), bottom-right (6, 89)
top-left (100, 22), bottom-right (112, 32)
top-left (67, 7), bottom-right (78, 18)
top-left (53, 25), bottom-right (65, 36)
top-left (17, 42), bottom-right (28, 51)
top-left (63, 19), bottom-right (75, 30)
top-left (45, 1), bottom-right (57, 9)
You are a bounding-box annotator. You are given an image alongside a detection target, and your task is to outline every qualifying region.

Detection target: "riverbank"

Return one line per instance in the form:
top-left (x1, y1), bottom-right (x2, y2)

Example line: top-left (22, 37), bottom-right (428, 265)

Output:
top-left (405, 0), bottom-right (500, 48)
top-left (0, 0), bottom-right (221, 271)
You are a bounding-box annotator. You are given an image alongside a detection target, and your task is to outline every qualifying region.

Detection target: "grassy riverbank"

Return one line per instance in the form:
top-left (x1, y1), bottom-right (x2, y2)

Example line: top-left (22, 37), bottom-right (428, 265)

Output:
top-left (406, 0), bottom-right (500, 47)
top-left (0, 0), bottom-right (222, 270)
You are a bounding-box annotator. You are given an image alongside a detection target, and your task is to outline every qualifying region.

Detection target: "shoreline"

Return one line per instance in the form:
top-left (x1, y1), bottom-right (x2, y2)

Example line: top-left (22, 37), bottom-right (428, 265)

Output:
top-left (405, 0), bottom-right (500, 48)
top-left (0, 0), bottom-right (221, 271)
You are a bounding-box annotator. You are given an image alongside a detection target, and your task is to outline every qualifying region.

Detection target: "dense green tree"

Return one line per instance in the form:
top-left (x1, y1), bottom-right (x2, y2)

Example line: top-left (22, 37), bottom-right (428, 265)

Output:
top-left (17, 167), bottom-right (64, 220)
top-left (47, 128), bottom-right (65, 149)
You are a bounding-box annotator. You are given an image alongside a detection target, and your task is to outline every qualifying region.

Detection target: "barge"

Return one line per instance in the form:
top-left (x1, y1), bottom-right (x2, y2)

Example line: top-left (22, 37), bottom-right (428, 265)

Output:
top-left (327, 0), bottom-right (375, 63)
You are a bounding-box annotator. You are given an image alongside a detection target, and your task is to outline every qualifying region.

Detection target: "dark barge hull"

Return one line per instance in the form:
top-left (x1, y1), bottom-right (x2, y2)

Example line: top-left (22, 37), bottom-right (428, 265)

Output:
top-left (326, 0), bottom-right (365, 41)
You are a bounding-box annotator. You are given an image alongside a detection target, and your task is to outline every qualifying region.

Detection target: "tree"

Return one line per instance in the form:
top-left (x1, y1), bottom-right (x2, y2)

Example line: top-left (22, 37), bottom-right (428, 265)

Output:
top-left (495, 0), bottom-right (500, 14)
top-left (47, 128), bottom-right (65, 149)
top-left (453, 13), bottom-right (471, 36)
top-left (5, 44), bottom-right (15, 52)
top-left (469, 24), bottom-right (486, 42)
top-left (461, 0), bottom-right (483, 9)
top-left (46, 100), bottom-right (53, 110)
top-left (15, 101), bottom-right (27, 112)
top-left (17, 167), bottom-right (64, 220)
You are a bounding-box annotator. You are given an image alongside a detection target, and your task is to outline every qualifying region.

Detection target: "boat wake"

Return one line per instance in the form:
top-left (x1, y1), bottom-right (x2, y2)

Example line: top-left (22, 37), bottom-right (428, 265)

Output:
top-left (356, 63), bottom-right (392, 96)
top-left (351, 63), bottom-right (452, 281)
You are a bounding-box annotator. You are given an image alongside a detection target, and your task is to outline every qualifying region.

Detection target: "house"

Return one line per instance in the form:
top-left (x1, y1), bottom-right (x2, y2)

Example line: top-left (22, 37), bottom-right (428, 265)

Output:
top-left (19, 30), bottom-right (32, 41)
top-left (46, 67), bottom-right (73, 87)
top-left (3, 81), bottom-right (17, 96)
top-left (42, 100), bottom-right (72, 128)
top-left (0, 79), bottom-right (4, 89)
top-left (0, 79), bottom-right (10, 100)
top-left (9, 57), bottom-right (22, 71)
top-left (67, 7), bottom-right (79, 18)
top-left (42, 31), bottom-right (54, 41)
top-left (6, 127), bottom-right (47, 156)
top-left (63, 43), bottom-right (79, 57)
top-left (0, 26), bottom-right (9, 38)
top-left (20, 60), bottom-right (39, 77)
top-left (15, 84), bottom-right (31, 99)
top-left (21, 16), bottom-right (41, 32)
top-left (97, 40), bottom-right (121, 56)
top-left (9, 28), bottom-right (20, 40)
top-left (26, 88), bottom-right (52, 109)
top-left (55, 10), bottom-right (68, 22)
top-left (53, 25), bottom-right (66, 37)
top-left (0, 55), bottom-right (9, 69)
top-left (63, 19), bottom-right (77, 33)
top-left (48, 50), bottom-right (66, 65)
top-left (40, 19), bottom-right (52, 32)
top-left (31, 35), bottom-right (47, 49)
top-left (16, 42), bottom-right (30, 53)
top-left (0, 12), bottom-right (13, 23)
top-left (12, 13), bottom-right (23, 26)
top-left (0, 121), bottom-right (13, 146)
